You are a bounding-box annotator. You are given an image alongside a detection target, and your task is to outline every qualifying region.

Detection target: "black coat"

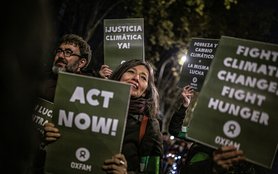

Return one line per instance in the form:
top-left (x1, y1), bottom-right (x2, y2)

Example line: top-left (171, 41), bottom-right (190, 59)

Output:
top-left (122, 114), bottom-right (163, 173)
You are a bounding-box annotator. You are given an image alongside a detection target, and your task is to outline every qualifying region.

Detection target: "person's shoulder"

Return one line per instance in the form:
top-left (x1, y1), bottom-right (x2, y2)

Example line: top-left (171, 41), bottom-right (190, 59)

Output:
top-left (38, 72), bottom-right (57, 102)
top-left (148, 116), bottom-right (160, 126)
top-left (147, 117), bottom-right (162, 135)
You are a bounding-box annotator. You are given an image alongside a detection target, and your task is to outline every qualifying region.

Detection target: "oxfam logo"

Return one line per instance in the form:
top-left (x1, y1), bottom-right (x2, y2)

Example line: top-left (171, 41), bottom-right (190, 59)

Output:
top-left (75, 147), bottom-right (90, 162)
top-left (223, 120), bottom-right (241, 138)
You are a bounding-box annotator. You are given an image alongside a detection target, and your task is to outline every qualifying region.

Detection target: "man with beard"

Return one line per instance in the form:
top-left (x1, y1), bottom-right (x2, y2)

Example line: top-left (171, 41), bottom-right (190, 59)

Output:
top-left (39, 33), bottom-right (112, 102)
top-left (33, 34), bottom-right (113, 174)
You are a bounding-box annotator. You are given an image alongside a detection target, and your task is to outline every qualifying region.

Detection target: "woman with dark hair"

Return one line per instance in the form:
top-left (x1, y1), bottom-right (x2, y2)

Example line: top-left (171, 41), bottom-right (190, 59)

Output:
top-left (44, 59), bottom-right (162, 173)
top-left (110, 59), bottom-right (163, 173)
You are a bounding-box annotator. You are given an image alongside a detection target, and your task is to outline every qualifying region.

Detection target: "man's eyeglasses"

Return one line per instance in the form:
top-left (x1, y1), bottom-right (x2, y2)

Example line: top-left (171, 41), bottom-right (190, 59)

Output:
top-left (55, 48), bottom-right (82, 58)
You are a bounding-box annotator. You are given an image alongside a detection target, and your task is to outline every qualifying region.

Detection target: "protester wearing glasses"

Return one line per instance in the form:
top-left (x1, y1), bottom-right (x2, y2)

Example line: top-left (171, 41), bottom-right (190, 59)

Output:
top-left (33, 34), bottom-right (125, 174)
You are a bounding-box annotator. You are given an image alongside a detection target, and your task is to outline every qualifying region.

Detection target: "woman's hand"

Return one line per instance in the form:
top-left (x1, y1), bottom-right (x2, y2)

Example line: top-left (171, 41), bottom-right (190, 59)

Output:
top-left (213, 146), bottom-right (245, 172)
top-left (44, 122), bottom-right (61, 143)
top-left (181, 85), bottom-right (194, 107)
top-left (99, 65), bottom-right (113, 79)
top-left (102, 153), bottom-right (127, 174)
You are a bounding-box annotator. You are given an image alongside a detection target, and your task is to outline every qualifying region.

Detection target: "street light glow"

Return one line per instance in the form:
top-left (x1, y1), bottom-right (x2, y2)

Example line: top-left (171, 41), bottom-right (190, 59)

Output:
top-left (179, 55), bottom-right (187, 65)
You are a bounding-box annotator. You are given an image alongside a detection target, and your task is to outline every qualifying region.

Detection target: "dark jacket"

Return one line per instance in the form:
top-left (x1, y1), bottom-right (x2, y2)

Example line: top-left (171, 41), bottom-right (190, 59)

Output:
top-left (39, 70), bottom-right (93, 102)
top-left (169, 105), bottom-right (214, 174)
top-left (122, 114), bottom-right (163, 173)
top-left (39, 72), bottom-right (58, 102)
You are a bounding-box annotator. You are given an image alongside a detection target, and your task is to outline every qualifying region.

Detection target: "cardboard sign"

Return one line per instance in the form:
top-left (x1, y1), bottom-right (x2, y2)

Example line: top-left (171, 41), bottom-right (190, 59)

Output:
top-left (104, 18), bottom-right (144, 70)
top-left (45, 72), bottom-right (131, 173)
top-left (187, 36), bottom-right (278, 169)
top-left (178, 38), bottom-right (218, 91)
top-left (32, 97), bottom-right (53, 136)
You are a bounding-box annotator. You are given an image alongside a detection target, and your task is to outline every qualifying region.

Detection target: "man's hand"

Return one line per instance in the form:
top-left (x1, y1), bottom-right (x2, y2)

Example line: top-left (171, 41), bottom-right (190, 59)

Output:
top-left (213, 146), bottom-right (245, 172)
top-left (102, 153), bottom-right (128, 174)
top-left (44, 122), bottom-right (61, 143)
top-left (99, 65), bottom-right (113, 79)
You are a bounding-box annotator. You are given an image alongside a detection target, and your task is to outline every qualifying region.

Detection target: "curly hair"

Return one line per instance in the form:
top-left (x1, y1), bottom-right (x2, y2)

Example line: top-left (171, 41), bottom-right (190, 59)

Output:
top-left (57, 34), bottom-right (92, 69)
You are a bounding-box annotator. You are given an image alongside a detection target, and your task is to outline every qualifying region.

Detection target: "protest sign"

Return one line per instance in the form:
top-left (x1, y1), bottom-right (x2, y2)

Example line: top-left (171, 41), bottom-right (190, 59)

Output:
top-left (178, 38), bottom-right (218, 91)
top-left (104, 18), bottom-right (144, 70)
top-left (45, 72), bottom-right (130, 173)
top-left (32, 97), bottom-right (53, 136)
top-left (187, 36), bottom-right (278, 168)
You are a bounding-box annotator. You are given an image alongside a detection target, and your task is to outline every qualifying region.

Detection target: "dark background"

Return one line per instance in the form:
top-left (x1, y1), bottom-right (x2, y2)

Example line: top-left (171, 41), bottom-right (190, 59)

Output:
top-left (1, 0), bottom-right (277, 173)
top-left (46, 0), bottom-right (278, 133)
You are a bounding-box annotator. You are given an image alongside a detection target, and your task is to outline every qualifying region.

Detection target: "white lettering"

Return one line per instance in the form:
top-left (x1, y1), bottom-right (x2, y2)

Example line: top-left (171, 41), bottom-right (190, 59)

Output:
top-left (236, 45), bottom-right (278, 62)
top-left (57, 110), bottom-right (119, 136)
top-left (217, 70), bottom-right (278, 96)
top-left (208, 98), bottom-right (269, 126)
top-left (221, 85), bottom-right (266, 106)
top-left (215, 136), bottom-right (240, 149)
top-left (70, 162), bottom-right (92, 172)
top-left (70, 87), bottom-right (114, 108)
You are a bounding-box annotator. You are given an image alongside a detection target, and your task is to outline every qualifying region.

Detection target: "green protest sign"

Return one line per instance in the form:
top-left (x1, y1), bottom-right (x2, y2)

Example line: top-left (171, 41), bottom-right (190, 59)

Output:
top-left (45, 72), bottom-right (131, 173)
top-left (104, 18), bottom-right (144, 70)
top-left (187, 36), bottom-right (278, 168)
top-left (178, 38), bottom-right (218, 91)
top-left (32, 97), bottom-right (53, 136)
